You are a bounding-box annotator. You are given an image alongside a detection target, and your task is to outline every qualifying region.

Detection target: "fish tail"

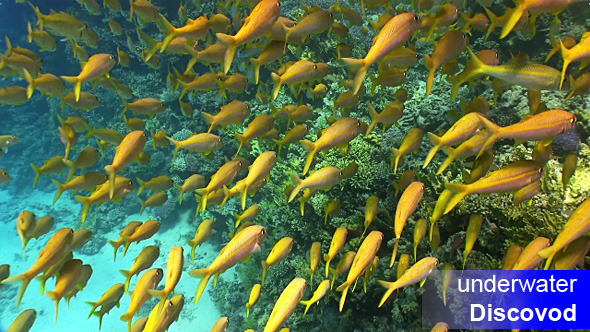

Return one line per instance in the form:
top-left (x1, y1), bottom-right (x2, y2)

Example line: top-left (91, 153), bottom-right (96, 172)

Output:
top-left (390, 147), bottom-right (400, 174)
top-left (52, 179), bottom-right (64, 204)
top-left (197, 189), bottom-right (208, 213)
top-left (188, 241), bottom-right (196, 261)
top-left (377, 280), bottom-right (396, 307)
top-left (390, 237), bottom-right (400, 268)
top-left (219, 185), bottom-right (231, 210)
top-left (86, 301), bottom-right (97, 318)
top-left (483, 7), bottom-right (497, 40)
top-left (2, 273), bottom-right (31, 308)
top-left (437, 149), bottom-right (456, 175)
top-left (301, 299), bottom-right (313, 317)
top-left (23, 68), bottom-right (35, 99)
top-left (272, 138), bottom-right (284, 155)
top-left (63, 159), bottom-right (76, 182)
top-left (443, 183), bottom-right (469, 215)
top-left (158, 13), bottom-right (175, 53)
top-left (144, 44), bottom-right (159, 63)
top-left (119, 269), bottom-right (132, 292)
top-left (104, 165), bottom-right (116, 199)
top-left (423, 132), bottom-right (442, 169)
top-left (108, 240), bottom-right (120, 260)
top-left (341, 57), bottom-right (366, 95)
top-left (201, 111), bottom-right (214, 126)
top-left (165, 136), bottom-right (180, 159)
top-left (450, 81), bottom-right (461, 102)
top-left (500, 6), bottom-right (525, 39)
top-left (338, 285), bottom-right (349, 312)
top-left (234, 132), bottom-right (245, 157)
top-left (75, 195), bottom-right (91, 223)
top-left (271, 72), bottom-right (282, 100)
top-left (426, 61), bottom-right (436, 96)
top-left (538, 247), bottom-right (555, 270)
top-left (128, 0), bottom-right (134, 21)
top-left (186, 52), bottom-right (198, 74)
top-left (178, 81), bottom-right (188, 100)
top-left (477, 118), bottom-right (501, 158)
top-left (240, 185), bottom-right (249, 210)
top-left (283, 25), bottom-right (292, 54)
top-left (136, 177), bottom-right (146, 196)
top-left (28, 2), bottom-right (44, 30)
top-left (30, 162), bottom-right (41, 188)
top-left (147, 289), bottom-right (166, 302)
top-left (46, 291), bottom-right (61, 323)
top-left (324, 256), bottom-right (331, 278)
top-left (216, 33), bottom-right (236, 74)
top-left (302, 148), bottom-right (316, 176)
top-left (299, 195), bottom-right (307, 216)
top-left (61, 76), bottom-right (81, 102)
top-left (365, 103), bottom-right (378, 136)
top-left (261, 261), bottom-right (269, 285)
top-left (250, 58), bottom-right (261, 85)
top-left (559, 39), bottom-right (571, 90)
top-left (188, 270), bottom-right (211, 305)
top-left (288, 174), bottom-right (303, 203)
top-left (122, 239), bottom-right (132, 257)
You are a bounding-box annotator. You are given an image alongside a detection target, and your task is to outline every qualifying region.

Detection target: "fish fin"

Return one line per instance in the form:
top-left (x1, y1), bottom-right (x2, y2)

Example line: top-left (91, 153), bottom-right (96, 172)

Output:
top-left (166, 136), bottom-right (180, 159)
top-left (75, 195), bottom-right (91, 223)
top-left (136, 177), bottom-right (146, 196)
top-left (288, 174), bottom-right (303, 203)
top-left (338, 285), bottom-right (349, 312)
top-left (30, 162), bottom-right (41, 188)
top-left (390, 238), bottom-right (399, 268)
top-left (500, 6), bottom-right (526, 39)
top-left (192, 273), bottom-right (211, 305)
top-left (271, 72), bottom-right (282, 100)
top-left (23, 68), bottom-right (35, 99)
top-left (300, 140), bottom-right (316, 175)
top-left (1, 273), bottom-right (31, 308)
top-left (423, 132), bottom-right (442, 169)
top-left (477, 117), bottom-right (501, 158)
top-left (341, 57), bottom-right (366, 95)
top-left (215, 33), bottom-right (236, 74)
top-left (390, 147), bottom-right (400, 174)
top-left (377, 280), bottom-right (396, 307)
top-left (157, 13), bottom-right (176, 53)
top-left (443, 183), bottom-right (469, 215)
top-left (559, 38), bottom-right (571, 90)
top-left (261, 261), bottom-right (269, 284)
top-left (52, 179), bottom-right (64, 203)
top-left (104, 165), bottom-right (115, 199)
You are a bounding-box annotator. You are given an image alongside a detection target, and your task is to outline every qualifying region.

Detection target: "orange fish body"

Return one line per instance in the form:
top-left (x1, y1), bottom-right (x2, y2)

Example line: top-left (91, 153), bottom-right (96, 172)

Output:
top-left (343, 13), bottom-right (422, 95)
top-left (216, 0), bottom-right (280, 74)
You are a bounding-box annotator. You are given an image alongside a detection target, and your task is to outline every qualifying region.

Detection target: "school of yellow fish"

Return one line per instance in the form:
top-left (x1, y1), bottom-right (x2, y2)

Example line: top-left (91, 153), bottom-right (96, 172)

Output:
top-left (0, 0), bottom-right (589, 331)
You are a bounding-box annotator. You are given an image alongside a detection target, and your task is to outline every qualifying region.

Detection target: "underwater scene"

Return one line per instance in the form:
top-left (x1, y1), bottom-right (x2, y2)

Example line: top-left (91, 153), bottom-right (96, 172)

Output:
top-left (0, 0), bottom-right (589, 331)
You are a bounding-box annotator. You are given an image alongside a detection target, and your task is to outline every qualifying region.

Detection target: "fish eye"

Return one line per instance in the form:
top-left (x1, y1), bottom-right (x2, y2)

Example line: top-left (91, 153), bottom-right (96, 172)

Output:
top-left (109, 55), bottom-right (114, 60)
top-left (571, 117), bottom-right (576, 123)
top-left (129, 180), bottom-right (133, 185)
top-left (413, 15), bottom-right (419, 21)
top-left (261, 229), bottom-right (266, 235)
top-left (313, 65), bottom-right (317, 70)
top-left (538, 167), bottom-right (543, 173)
top-left (339, 171), bottom-right (343, 176)
top-left (218, 137), bottom-right (222, 142)
top-left (356, 121), bottom-right (361, 126)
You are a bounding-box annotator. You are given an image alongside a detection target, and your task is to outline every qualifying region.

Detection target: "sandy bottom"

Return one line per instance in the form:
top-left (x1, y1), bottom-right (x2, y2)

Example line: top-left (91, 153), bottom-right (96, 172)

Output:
top-left (0, 188), bottom-right (232, 332)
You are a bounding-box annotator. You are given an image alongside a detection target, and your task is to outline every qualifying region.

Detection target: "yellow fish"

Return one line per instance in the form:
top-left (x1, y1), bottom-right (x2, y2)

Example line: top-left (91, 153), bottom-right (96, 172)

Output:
top-left (263, 278), bottom-right (306, 332)
top-left (216, 0), bottom-right (280, 74)
top-left (539, 198), bottom-right (590, 269)
top-left (336, 231), bottom-right (383, 311)
top-left (120, 245), bottom-right (159, 292)
top-left (325, 227), bottom-right (348, 278)
top-left (109, 221), bottom-right (142, 261)
top-left (238, 151), bottom-right (277, 209)
top-left (378, 257), bottom-right (439, 307)
top-left (122, 220), bottom-right (161, 256)
top-left (342, 12), bottom-right (422, 95)
top-left (61, 53), bottom-right (116, 102)
top-left (246, 283), bottom-right (261, 317)
top-left (46, 259), bottom-right (83, 323)
top-left (512, 237), bottom-right (551, 270)
top-left (463, 215), bottom-right (483, 269)
top-left (120, 268), bottom-right (163, 330)
top-left (148, 246), bottom-right (183, 303)
top-left (202, 100), bottom-right (250, 133)
top-left (391, 128), bottom-right (423, 174)
top-left (7, 309), bottom-right (37, 332)
top-left (75, 176), bottom-right (135, 223)
top-left (288, 166), bottom-right (342, 203)
top-left (86, 283), bottom-right (125, 320)
top-left (391, 182), bottom-right (424, 267)
top-left (1, 228), bottom-right (74, 308)
top-left (300, 117), bottom-right (363, 175)
top-left (261, 237), bottom-right (294, 284)
top-left (300, 279), bottom-right (330, 316)
top-left (187, 219), bottom-right (215, 261)
top-left (105, 131), bottom-right (146, 199)
top-left (189, 225), bottom-right (267, 305)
